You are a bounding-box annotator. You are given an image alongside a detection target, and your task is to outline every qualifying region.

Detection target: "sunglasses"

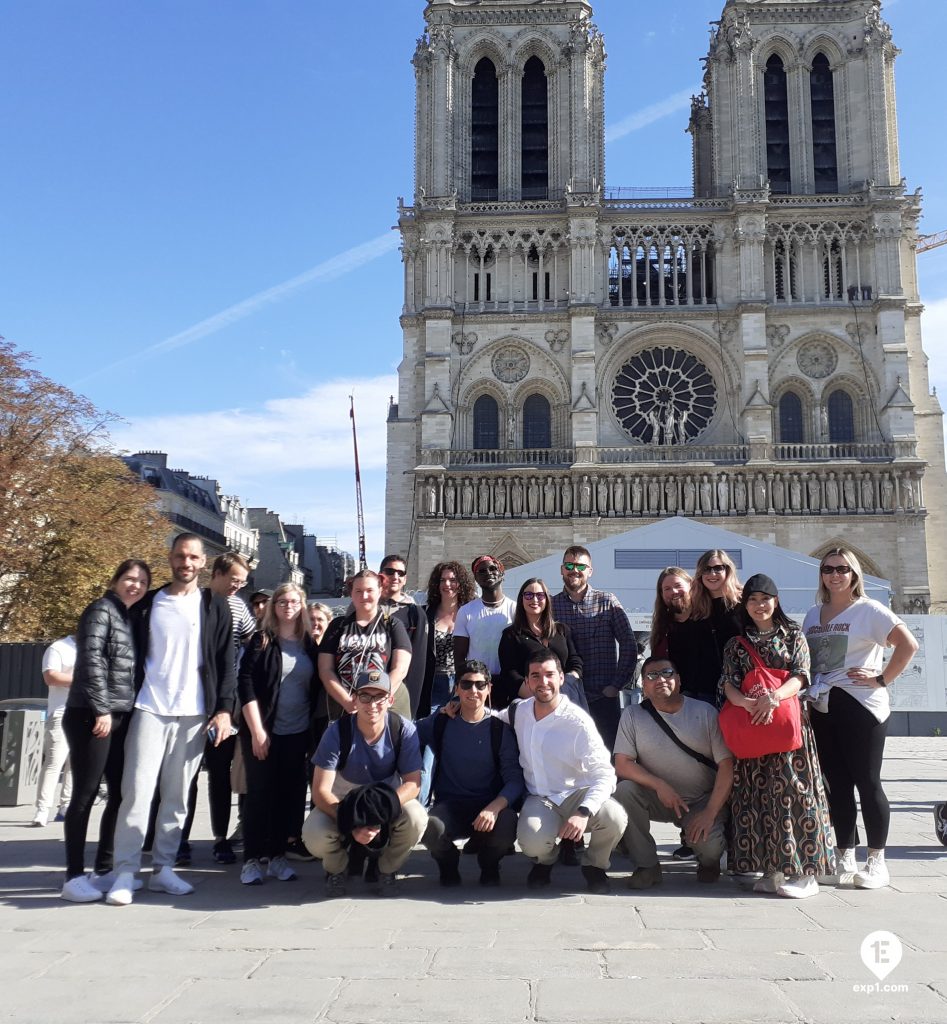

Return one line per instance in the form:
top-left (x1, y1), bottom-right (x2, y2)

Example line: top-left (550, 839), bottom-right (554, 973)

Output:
top-left (523, 592), bottom-right (547, 602)
top-left (702, 565), bottom-right (727, 575)
top-left (563, 562), bottom-right (589, 572)
top-left (380, 567), bottom-right (407, 577)
top-left (643, 667), bottom-right (677, 680)
top-left (458, 679), bottom-right (489, 691)
top-left (356, 691), bottom-right (389, 705)
top-left (820, 565), bottom-right (853, 576)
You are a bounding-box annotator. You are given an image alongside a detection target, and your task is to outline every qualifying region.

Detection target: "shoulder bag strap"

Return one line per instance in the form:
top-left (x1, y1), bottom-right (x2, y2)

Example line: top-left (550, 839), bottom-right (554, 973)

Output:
top-left (737, 636), bottom-right (768, 672)
top-left (639, 698), bottom-right (717, 771)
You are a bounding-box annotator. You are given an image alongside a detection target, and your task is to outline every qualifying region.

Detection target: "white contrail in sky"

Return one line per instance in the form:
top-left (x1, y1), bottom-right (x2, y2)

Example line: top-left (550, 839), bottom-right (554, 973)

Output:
top-left (74, 230), bottom-right (400, 386)
top-left (605, 87), bottom-right (699, 144)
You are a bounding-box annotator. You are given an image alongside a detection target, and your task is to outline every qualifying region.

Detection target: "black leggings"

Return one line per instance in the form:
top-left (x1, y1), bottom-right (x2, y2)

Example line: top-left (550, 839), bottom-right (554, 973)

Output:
top-left (61, 707), bottom-right (129, 880)
top-left (241, 730), bottom-right (309, 863)
top-left (810, 687), bottom-right (890, 849)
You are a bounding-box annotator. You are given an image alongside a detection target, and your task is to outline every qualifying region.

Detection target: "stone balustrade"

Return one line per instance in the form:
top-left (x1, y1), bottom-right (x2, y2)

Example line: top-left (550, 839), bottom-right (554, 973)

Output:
top-left (415, 465), bottom-right (925, 520)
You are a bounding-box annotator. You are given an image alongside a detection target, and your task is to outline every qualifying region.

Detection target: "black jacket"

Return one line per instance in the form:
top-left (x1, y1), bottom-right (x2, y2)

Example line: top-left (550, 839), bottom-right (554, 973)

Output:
top-left (68, 591), bottom-right (137, 716)
top-left (132, 586), bottom-right (236, 718)
top-left (237, 630), bottom-right (321, 727)
top-left (496, 623), bottom-right (583, 709)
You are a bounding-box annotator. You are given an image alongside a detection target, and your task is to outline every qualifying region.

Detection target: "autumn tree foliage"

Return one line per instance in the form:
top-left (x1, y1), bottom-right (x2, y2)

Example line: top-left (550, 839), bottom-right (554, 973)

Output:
top-left (0, 339), bottom-right (170, 641)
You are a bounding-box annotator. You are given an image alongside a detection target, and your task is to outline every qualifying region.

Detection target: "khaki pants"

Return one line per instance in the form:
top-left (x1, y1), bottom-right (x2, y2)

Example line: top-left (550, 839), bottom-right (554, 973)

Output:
top-left (614, 778), bottom-right (727, 870)
top-left (302, 799), bottom-right (428, 875)
top-left (517, 788), bottom-right (627, 870)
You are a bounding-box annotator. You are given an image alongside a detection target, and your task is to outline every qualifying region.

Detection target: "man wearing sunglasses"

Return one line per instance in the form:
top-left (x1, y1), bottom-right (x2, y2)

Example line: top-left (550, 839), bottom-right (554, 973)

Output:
top-left (417, 661), bottom-right (523, 886)
top-left (378, 554), bottom-right (428, 718)
top-left (552, 545), bottom-right (637, 751)
top-left (303, 669), bottom-right (426, 897)
top-left (613, 657), bottom-right (733, 890)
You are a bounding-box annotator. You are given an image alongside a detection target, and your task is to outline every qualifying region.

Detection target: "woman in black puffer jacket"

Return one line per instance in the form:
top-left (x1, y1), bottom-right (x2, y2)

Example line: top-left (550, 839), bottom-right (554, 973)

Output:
top-left (60, 559), bottom-right (151, 903)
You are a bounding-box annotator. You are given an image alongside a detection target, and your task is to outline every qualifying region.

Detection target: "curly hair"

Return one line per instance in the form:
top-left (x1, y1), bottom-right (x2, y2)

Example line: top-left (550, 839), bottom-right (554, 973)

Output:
top-left (425, 561), bottom-right (476, 612)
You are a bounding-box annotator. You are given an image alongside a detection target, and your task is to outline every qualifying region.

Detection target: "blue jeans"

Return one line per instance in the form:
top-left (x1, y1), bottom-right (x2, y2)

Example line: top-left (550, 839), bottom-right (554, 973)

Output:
top-left (420, 672), bottom-right (454, 807)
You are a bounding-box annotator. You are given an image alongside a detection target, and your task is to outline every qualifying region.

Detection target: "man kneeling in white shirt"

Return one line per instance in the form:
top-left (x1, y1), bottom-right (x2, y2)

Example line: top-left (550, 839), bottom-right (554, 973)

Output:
top-left (501, 652), bottom-right (627, 894)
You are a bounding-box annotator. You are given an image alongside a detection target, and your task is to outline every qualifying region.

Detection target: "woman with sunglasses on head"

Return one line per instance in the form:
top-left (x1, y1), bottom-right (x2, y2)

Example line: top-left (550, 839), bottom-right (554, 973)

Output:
top-left (720, 574), bottom-right (834, 900)
top-left (679, 550), bottom-right (743, 705)
top-left (802, 548), bottom-right (918, 890)
top-left (237, 583), bottom-right (321, 887)
top-left (497, 578), bottom-right (585, 712)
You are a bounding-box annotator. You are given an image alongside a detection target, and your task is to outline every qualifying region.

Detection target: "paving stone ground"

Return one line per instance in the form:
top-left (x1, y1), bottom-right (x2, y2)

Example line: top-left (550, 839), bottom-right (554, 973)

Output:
top-left (1, 737), bottom-right (944, 1024)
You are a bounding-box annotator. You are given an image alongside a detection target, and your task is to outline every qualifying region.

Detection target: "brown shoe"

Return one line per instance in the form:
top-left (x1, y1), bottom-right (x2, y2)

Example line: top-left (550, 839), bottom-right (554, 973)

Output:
top-left (627, 864), bottom-right (663, 890)
top-left (696, 862), bottom-right (721, 884)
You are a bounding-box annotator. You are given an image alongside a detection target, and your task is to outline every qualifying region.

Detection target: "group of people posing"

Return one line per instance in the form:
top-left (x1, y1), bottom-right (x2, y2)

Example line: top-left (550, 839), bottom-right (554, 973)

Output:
top-left (43, 532), bottom-right (918, 903)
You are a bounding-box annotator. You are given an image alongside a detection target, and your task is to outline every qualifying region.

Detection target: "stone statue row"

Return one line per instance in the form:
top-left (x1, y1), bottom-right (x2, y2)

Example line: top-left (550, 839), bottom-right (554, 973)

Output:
top-left (417, 468), bottom-right (923, 519)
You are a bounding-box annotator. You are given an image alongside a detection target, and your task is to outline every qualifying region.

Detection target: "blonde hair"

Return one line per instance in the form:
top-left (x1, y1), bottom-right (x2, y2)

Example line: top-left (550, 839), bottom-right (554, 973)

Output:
top-left (690, 549), bottom-right (743, 619)
top-left (817, 547), bottom-right (866, 603)
top-left (260, 583), bottom-right (310, 645)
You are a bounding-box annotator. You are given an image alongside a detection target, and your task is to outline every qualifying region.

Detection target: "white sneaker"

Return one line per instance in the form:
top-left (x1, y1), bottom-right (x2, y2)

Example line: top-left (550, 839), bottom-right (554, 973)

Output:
top-left (778, 875), bottom-right (820, 899)
top-left (752, 871), bottom-right (784, 893)
top-left (240, 859), bottom-right (264, 886)
top-left (105, 872), bottom-right (137, 906)
top-left (818, 848), bottom-right (857, 885)
top-left (89, 871), bottom-right (143, 894)
top-left (267, 855), bottom-right (297, 882)
top-left (60, 875), bottom-right (103, 903)
top-left (149, 865), bottom-right (194, 896)
top-left (854, 854), bottom-right (890, 890)
top-left (31, 811), bottom-right (48, 828)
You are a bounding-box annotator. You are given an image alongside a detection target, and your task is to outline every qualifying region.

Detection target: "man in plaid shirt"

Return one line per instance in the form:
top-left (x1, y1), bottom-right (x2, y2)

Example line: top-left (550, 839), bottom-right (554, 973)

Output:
top-left (551, 545), bottom-right (637, 752)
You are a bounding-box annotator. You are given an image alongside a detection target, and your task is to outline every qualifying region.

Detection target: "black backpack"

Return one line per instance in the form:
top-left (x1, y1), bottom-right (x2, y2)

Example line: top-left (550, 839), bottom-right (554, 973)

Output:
top-left (336, 711), bottom-right (406, 775)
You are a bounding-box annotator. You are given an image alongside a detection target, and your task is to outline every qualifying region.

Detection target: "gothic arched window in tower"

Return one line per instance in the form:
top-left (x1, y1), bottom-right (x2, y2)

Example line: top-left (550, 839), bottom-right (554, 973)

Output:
top-left (827, 389), bottom-right (855, 443)
top-left (611, 347), bottom-right (718, 445)
top-left (810, 53), bottom-right (838, 194)
top-left (473, 394), bottom-right (500, 449)
top-left (764, 54), bottom-right (791, 194)
top-left (778, 392), bottom-right (805, 443)
top-left (522, 394), bottom-right (551, 449)
top-left (521, 56), bottom-right (548, 199)
top-left (472, 58), bottom-right (499, 200)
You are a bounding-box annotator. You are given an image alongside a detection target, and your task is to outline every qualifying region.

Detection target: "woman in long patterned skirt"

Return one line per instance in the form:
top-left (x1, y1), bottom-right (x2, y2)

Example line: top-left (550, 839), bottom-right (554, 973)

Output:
top-left (719, 573), bottom-right (835, 899)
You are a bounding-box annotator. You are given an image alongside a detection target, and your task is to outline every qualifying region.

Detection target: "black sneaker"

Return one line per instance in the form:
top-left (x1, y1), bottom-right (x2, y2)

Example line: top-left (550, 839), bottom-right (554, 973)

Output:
top-left (478, 864), bottom-right (501, 887)
top-left (581, 865), bottom-right (610, 895)
top-left (935, 802), bottom-right (947, 848)
top-left (213, 839), bottom-right (236, 864)
top-left (527, 863), bottom-right (553, 890)
top-left (672, 844), bottom-right (696, 861)
top-left (175, 841), bottom-right (192, 866)
top-left (285, 839), bottom-right (315, 862)
top-left (436, 860), bottom-right (462, 887)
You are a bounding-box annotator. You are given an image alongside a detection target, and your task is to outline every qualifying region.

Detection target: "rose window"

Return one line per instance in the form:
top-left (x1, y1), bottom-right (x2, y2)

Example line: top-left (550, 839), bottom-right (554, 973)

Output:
top-left (611, 347), bottom-right (717, 444)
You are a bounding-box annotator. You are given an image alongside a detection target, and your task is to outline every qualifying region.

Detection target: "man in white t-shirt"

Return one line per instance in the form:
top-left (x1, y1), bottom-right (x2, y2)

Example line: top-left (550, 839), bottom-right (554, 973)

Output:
top-left (32, 636), bottom-right (76, 827)
top-left (453, 555), bottom-right (515, 676)
top-left (106, 533), bottom-right (235, 906)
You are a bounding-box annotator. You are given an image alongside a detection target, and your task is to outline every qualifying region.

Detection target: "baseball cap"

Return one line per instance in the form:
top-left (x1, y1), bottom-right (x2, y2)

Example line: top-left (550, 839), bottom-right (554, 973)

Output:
top-left (354, 669), bottom-right (392, 694)
top-left (742, 573), bottom-right (779, 598)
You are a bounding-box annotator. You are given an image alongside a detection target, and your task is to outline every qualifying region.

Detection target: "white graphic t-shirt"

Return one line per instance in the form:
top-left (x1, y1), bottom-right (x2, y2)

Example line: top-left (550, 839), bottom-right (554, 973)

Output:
top-left (802, 597), bottom-right (903, 722)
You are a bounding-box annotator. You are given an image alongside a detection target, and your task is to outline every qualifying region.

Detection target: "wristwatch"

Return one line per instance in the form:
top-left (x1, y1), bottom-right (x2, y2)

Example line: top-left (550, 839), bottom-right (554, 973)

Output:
top-left (577, 805), bottom-right (592, 817)
top-left (875, 674), bottom-right (887, 687)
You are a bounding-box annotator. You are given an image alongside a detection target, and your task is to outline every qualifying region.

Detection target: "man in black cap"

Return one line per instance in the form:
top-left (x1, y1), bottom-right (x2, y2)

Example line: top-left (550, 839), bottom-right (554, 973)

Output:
top-left (302, 669), bottom-right (427, 897)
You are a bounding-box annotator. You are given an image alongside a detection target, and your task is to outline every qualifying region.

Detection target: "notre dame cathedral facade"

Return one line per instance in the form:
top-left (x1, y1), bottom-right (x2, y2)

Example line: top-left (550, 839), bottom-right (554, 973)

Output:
top-left (385, 0), bottom-right (947, 613)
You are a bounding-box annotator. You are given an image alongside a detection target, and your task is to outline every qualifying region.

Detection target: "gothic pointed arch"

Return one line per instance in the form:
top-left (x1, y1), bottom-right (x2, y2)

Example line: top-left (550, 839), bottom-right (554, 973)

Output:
top-left (763, 51), bottom-right (791, 193)
top-left (471, 57), bottom-right (500, 200)
top-left (810, 52), bottom-right (839, 193)
top-left (472, 392), bottom-right (501, 449)
top-left (521, 55), bottom-right (549, 199)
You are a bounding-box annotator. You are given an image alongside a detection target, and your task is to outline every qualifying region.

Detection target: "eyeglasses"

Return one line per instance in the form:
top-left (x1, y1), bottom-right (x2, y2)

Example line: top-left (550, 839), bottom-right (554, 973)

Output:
top-left (563, 562), bottom-right (589, 572)
top-left (643, 667), bottom-right (677, 680)
top-left (458, 679), bottom-right (489, 691)
top-left (820, 565), bottom-right (853, 576)
top-left (702, 565), bottom-right (727, 575)
top-left (275, 599), bottom-right (301, 607)
top-left (380, 567), bottom-right (407, 578)
top-left (356, 691), bottom-right (389, 705)
top-left (523, 592), bottom-right (547, 602)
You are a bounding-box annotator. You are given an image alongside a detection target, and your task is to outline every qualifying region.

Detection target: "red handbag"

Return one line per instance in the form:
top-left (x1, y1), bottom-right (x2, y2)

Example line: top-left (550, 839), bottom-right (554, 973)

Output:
top-left (719, 638), bottom-right (803, 759)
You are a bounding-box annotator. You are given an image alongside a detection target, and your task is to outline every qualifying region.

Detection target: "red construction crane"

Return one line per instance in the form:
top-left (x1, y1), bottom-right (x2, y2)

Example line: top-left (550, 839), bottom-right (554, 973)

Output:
top-left (917, 230), bottom-right (947, 254)
top-left (349, 394), bottom-right (367, 570)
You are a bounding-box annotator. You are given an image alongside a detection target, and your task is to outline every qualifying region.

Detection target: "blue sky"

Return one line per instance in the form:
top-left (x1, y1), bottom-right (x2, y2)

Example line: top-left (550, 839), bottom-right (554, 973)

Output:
top-left (2, 0), bottom-right (945, 569)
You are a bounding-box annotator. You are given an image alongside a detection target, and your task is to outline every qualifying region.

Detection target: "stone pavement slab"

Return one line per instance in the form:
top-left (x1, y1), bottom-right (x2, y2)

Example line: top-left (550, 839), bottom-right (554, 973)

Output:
top-left (1, 737), bottom-right (944, 1024)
